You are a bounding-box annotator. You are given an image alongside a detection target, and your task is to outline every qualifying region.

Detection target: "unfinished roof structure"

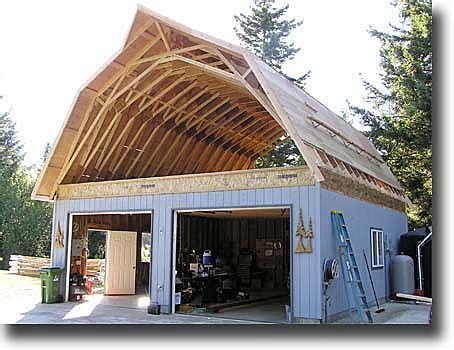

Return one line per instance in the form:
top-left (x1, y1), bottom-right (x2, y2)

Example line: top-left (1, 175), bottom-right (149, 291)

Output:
top-left (32, 6), bottom-right (407, 208)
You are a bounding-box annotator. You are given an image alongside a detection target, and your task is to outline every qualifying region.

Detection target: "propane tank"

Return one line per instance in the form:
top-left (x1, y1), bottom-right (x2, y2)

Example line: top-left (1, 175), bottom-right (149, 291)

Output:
top-left (391, 253), bottom-right (415, 294)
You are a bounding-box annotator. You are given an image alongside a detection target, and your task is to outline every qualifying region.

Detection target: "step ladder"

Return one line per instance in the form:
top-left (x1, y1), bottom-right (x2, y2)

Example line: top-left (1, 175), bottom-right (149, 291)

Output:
top-left (331, 210), bottom-right (373, 324)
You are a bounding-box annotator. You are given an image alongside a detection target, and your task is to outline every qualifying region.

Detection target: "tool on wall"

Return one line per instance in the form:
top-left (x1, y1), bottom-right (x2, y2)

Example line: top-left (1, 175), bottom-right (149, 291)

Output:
top-left (362, 250), bottom-right (385, 313)
top-left (331, 211), bottom-right (373, 323)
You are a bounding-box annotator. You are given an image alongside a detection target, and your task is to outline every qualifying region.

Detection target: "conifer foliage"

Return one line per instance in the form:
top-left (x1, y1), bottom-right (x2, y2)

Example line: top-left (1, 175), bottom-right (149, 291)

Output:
top-left (234, 0), bottom-right (307, 167)
top-left (0, 97), bottom-right (52, 268)
top-left (350, 0), bottom-right (432, 228)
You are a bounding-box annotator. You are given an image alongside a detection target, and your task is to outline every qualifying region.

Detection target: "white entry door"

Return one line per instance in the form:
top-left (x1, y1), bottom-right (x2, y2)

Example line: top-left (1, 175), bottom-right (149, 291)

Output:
top-left (105, 231), bottom-right (137, 295)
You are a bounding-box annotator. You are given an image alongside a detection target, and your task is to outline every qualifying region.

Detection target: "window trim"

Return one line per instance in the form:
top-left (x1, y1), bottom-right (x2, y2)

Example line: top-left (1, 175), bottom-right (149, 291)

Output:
top-left (370, 228), bottom-right (384, 269)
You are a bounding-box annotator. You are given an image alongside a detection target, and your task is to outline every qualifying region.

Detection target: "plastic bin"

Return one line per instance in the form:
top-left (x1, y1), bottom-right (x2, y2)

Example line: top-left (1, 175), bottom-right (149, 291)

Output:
top-left (39, 267), bottom-right (63, 304)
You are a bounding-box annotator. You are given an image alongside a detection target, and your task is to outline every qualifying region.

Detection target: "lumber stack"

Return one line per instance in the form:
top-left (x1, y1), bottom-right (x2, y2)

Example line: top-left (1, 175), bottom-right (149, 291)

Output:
top-left (9, 255), bottom-right (105, 280)
top-left (86, 258), bottom-right (105, 278)
top-left (9, 255), bottom-right (50, 277)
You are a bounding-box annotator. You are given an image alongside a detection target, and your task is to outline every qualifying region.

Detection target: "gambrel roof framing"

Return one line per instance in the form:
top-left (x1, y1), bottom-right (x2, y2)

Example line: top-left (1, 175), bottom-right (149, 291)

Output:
top-left (32, 6), bottom-right (407, 206)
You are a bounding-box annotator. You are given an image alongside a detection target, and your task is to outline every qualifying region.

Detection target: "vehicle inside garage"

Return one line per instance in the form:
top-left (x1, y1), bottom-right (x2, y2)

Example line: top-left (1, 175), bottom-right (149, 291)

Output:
top-left (174, 208), bottom-right (291, 323)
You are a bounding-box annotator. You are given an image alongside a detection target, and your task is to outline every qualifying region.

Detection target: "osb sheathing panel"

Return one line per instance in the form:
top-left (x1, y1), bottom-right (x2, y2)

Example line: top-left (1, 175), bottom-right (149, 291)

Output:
top-left (66, 90), bottom-right (95, 130)
top-left (319, 168), bottom-right (406, 213)
top-left (123, 10), bottom-right (152, 48)
top-left (87, 65), bottom-right (122, 93)
top-left (35, 167), bottom-right (61, 198)
top-left (57, 166), bottom-right (315, 200)
top-left (50, 129), bottom-right (78, 166)
top-left (117, 36), bottom-right (150, 64)
top-left (252, 60), bottom-right (402, 190)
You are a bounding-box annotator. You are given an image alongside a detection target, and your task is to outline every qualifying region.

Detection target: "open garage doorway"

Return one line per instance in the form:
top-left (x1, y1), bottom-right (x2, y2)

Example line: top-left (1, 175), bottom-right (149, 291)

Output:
top-left (173, 207), bottom-right (291, 323)
top-left (67, 212), bottom-right (152, 309)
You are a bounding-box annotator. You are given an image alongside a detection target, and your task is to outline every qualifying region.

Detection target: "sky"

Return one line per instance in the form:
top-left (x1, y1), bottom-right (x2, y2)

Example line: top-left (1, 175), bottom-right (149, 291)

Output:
top-left (0, 0), bottom-right (398, 167)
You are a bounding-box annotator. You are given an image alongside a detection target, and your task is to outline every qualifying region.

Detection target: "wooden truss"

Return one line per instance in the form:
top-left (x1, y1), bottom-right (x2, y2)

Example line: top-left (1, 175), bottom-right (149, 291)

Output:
top-left (32, 6), bottom-right (408, 208)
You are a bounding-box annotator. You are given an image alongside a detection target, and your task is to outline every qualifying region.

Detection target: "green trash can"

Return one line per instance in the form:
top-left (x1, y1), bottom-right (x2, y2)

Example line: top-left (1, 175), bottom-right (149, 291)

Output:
top-left (39, 267), bottom-right (63, 304)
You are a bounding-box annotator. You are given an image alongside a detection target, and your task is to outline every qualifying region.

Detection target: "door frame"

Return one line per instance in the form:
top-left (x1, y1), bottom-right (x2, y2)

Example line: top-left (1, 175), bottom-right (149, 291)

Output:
top-left (65, 210), bottom-right (153, 302)
top-left (170, 205), bottom-right (293, 315)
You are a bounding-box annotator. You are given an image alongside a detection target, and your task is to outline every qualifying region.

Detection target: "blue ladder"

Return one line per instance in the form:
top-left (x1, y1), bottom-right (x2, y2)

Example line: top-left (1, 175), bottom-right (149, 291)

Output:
top-left (331, 210), bottom-right (373, 324)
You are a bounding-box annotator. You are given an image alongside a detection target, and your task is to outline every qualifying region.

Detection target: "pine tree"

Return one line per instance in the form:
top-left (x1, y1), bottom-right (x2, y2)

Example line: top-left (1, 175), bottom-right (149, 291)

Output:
top-left (234, 0), bottom-right (310, 87)
top-left (0, 100), bottom-right (52, 268)
top-left (0, 98), bottom-right (23, 177)
top-left (349, 0), bottom-right (432, 228)
top-left (234, 0), bottom-right (308, 168)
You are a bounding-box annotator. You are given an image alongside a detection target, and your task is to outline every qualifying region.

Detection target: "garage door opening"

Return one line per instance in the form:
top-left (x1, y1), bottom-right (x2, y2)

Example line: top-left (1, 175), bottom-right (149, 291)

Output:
top-left (174, 207), bottom-right (291, 323)
top-left (68, 212), bottom-right (152, 309)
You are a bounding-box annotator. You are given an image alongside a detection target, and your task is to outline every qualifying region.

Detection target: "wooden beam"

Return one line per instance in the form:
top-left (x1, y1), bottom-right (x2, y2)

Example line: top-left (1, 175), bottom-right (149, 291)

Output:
top-left (115, 78), bottom-right (203, 177)
top-left (110, 116), bottom-right (154, 176)
top-left (223, 121), bottom-right (274, 156)
top-left (178, 141), bottom-right (206, 174)
top-left (156, 22), bottom-right (171, 51)
top-left (212, 147), bottom-right (233, 172)
top-left (170, 55), bottom-right (242, 87)
top-left (149, 133), bottom-right (185, 177)
top-left (148, 80), bottom-right (200, 118)
top-left (395, 293), bottom-right (432, 303)
top-left (57, 27), bottom-right (159, 189)
top-left (96, 74), bottom-right (189, 176)
top-left (214, 49), bottom-right (287, 132)
top-left (123, 107), bottom-right (172, 178)
top-left (122, 89), bottom-right (223, 177)
top-left (53, 52), bottom-right (169, 191)
top-left (137, 128), bottom-right (174, 178)
top-left (184, 97), bottom-right (231, 130)
top-left (193, 109), bottom-right (252, 143)
top-left (132, 44), bottom-right (207, 66)
top-left (166, 135), bottom-right (194, 174)
top-left (204, 113), bottom-right (270, 151)
top-left (80, 69), bottom-right (180, 173)
top-left (231, 153), bottom-right (249, 171)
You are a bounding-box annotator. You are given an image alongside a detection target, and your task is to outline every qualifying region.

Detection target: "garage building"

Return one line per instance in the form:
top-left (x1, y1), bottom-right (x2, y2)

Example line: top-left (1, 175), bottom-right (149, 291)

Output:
top-left (32, 6), bottom-right (408, 323)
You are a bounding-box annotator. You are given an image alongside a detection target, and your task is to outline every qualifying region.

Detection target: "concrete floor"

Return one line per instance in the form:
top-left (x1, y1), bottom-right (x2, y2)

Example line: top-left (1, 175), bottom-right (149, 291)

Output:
top-left (333, 301), bottom-right (431, 324)
top-left (0, 271), bottom-right (431, 324)
top-left (205, 300), bottom-right (288, 323)
top-left (0, 272), bottom-right (258, 324)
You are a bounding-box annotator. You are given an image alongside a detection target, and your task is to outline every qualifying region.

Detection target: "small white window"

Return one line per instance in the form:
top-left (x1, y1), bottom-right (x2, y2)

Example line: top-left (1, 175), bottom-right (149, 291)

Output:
top-left (370, 229), bottom-right (384, 268)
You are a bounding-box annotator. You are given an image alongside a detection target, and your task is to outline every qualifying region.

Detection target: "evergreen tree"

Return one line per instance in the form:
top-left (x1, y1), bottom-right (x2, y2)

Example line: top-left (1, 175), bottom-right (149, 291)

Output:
top-left (349, 0), bottom-right (432, 228)
top-left (0, 100), bottom-right (52, 268)
top-left (37, 142), bottom-right (52, 174)
top-left (0, 99), bottom-right (23, 177)
top-left (234, 0), bottom-right (308, 168)
top-left (255, 140), bottom-right (305, 168)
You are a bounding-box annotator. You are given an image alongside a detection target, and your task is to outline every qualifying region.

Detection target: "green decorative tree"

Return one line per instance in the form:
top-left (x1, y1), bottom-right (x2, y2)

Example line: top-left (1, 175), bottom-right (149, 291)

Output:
top-left (349, 0), bottom-right (432, 228)
top-left (234, 0), bottom-right (308, 167)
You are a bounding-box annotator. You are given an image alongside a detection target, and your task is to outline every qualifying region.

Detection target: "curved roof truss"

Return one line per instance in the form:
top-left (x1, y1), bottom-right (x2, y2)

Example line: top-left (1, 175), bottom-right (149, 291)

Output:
top-left (32, 6), bottom-right (407, 205)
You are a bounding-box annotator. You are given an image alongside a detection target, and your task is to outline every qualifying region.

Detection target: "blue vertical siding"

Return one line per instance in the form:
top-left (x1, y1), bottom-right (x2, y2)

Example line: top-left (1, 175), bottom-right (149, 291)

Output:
top-left (319, 188), bottom-right (407, 317)
top-left (51, 185), bottom-right (321, 319)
